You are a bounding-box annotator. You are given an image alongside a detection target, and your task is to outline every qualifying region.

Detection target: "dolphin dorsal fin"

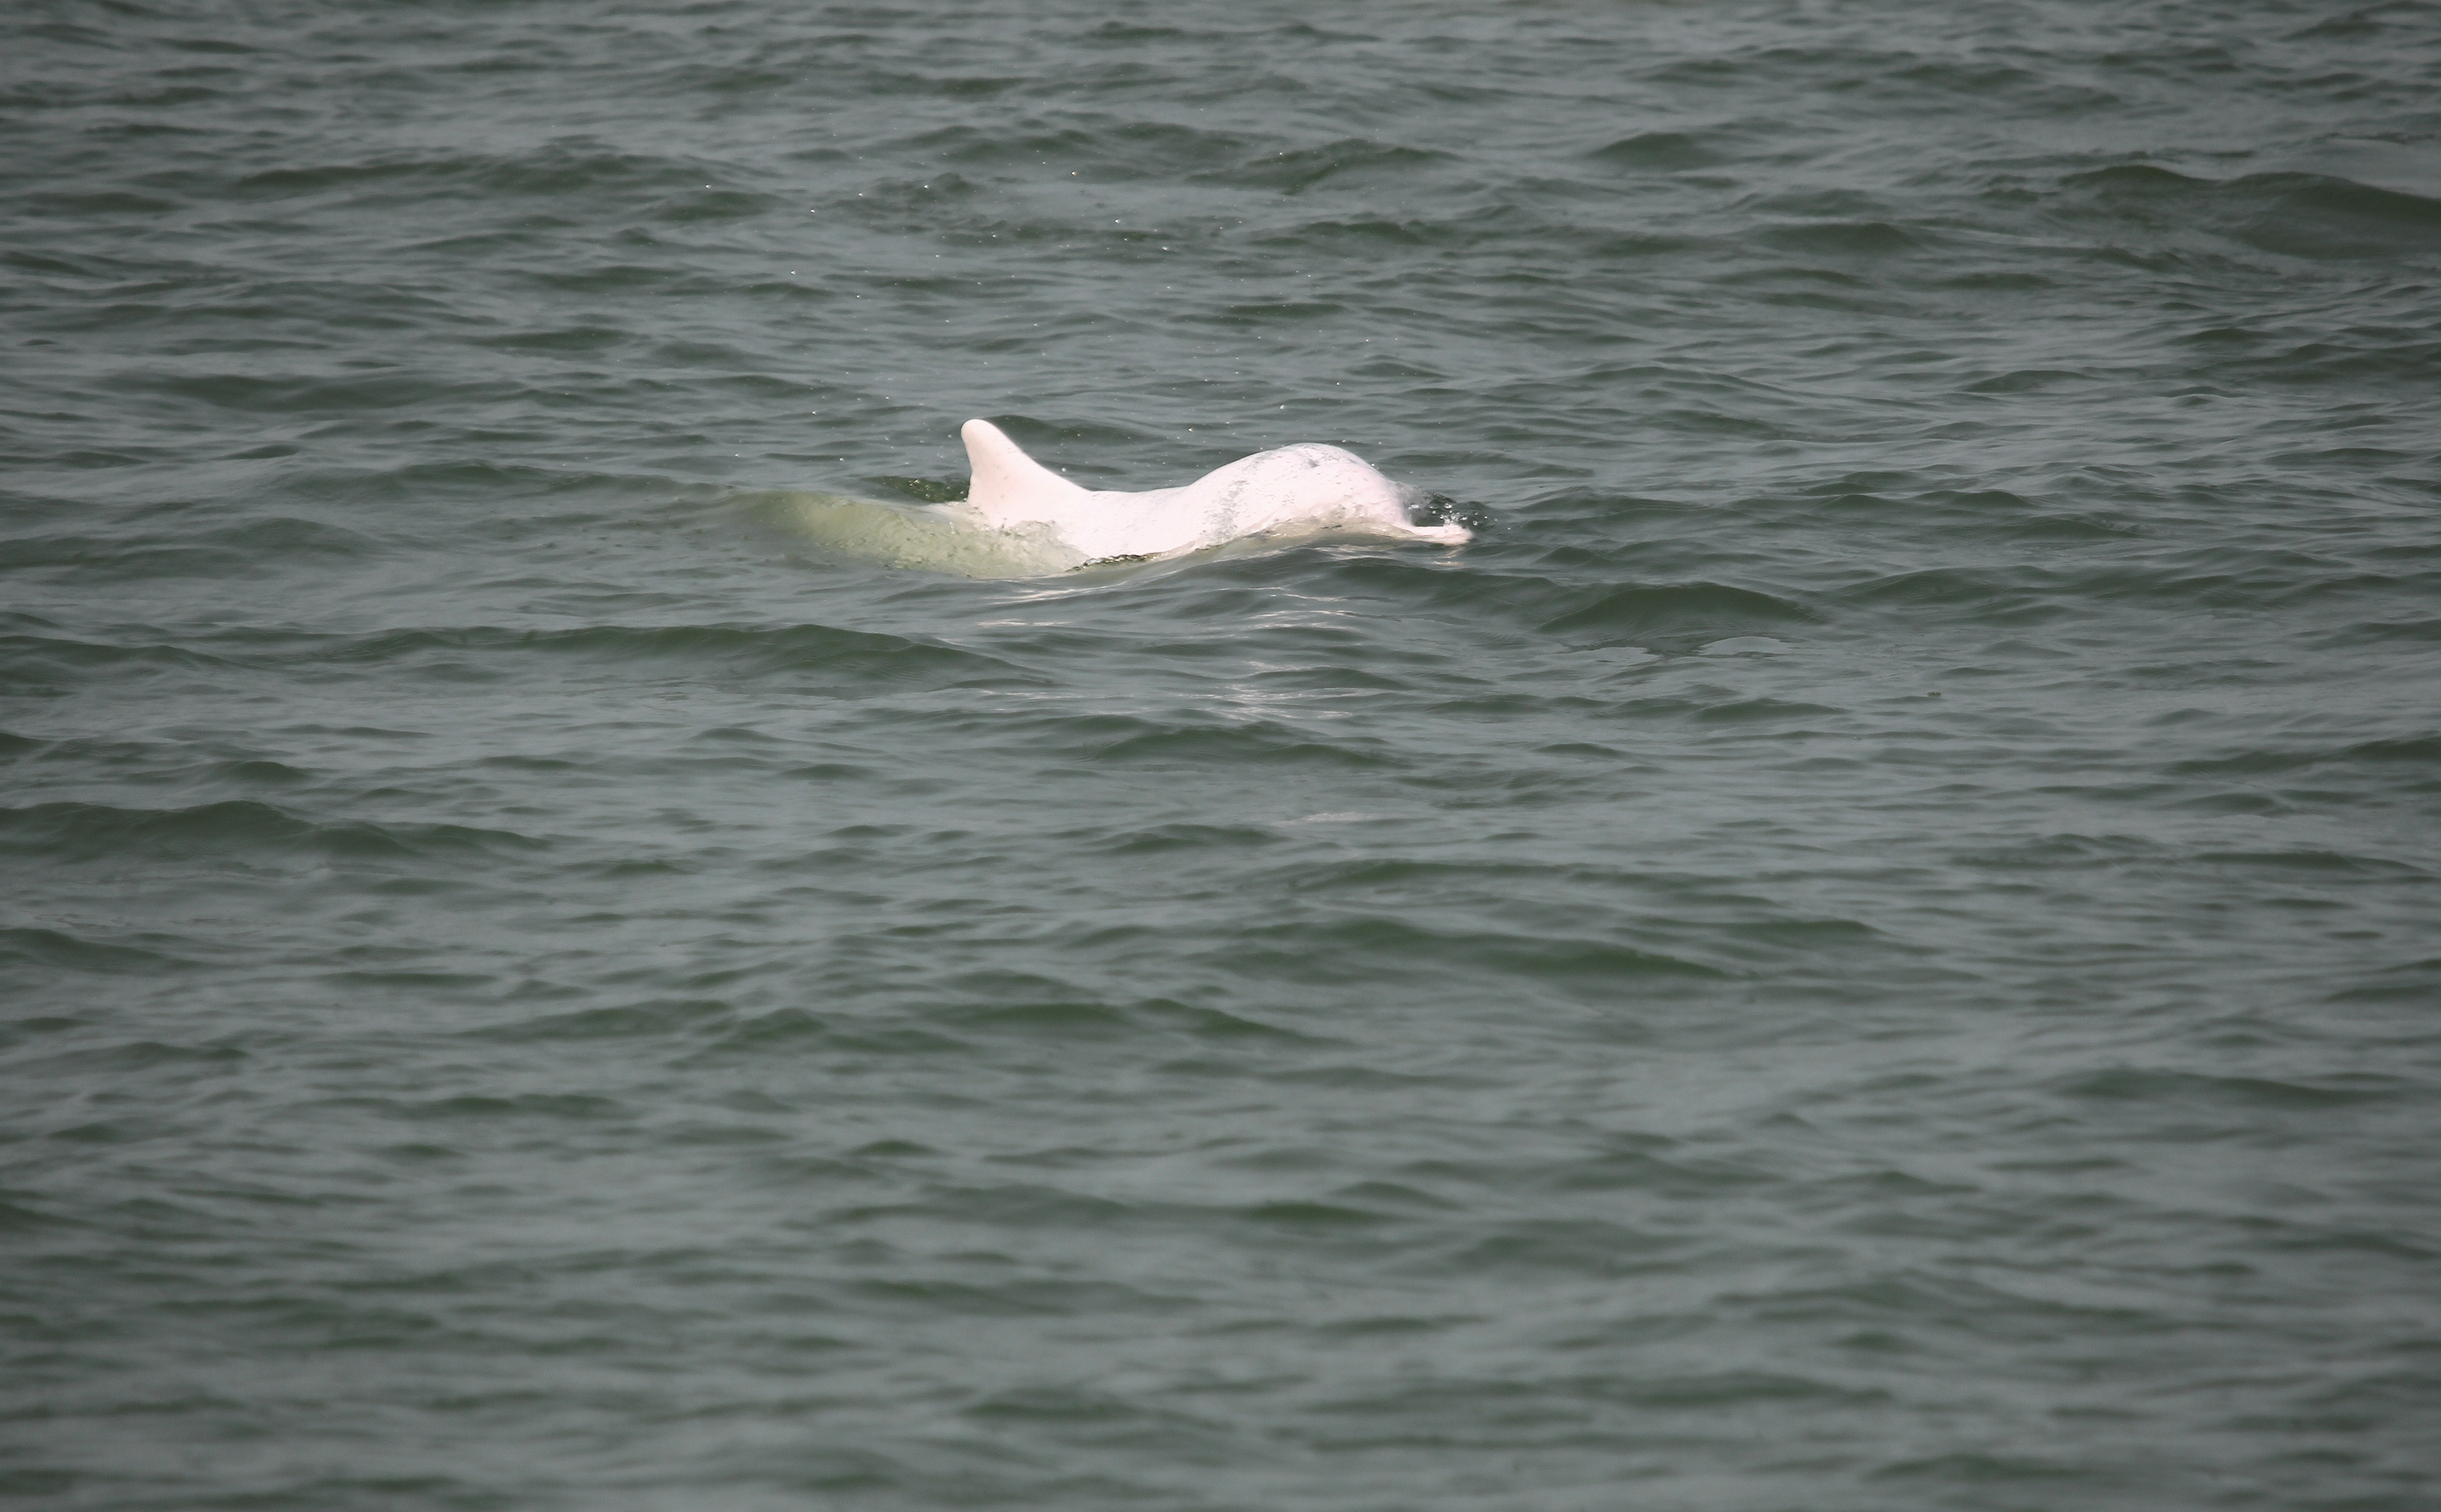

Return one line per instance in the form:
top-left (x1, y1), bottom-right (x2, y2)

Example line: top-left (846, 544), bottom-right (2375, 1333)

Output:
top-left (962, 419), bottom-right (1088, 527)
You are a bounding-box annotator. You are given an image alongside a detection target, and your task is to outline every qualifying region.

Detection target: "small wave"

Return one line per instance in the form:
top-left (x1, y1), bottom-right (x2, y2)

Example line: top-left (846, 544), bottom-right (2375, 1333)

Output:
top-left (0, 517), bottom-right (376, 583)
top-left (0, 633), bottom-right (234, 695)
top-left (1218, 915), bottom-right (1728, 993)
top-left (0, 926), bottom-right (196, 976)
top-left (0, 800), bottom-right (547, 865)
top-left (2062, 164), bottom-right (2441, 260)
top-left (1191, 140), bottom-right (1458, 195)
top-left (1538, 582), bottom-right (1821, 643)
top-left (2056, 1066), bottom-right (2409, 1109)
top-left (226, 144), bottom-right (715, 206)
top-left (1756, 220), bottom-right (1927, 256)
top-left (301, 620), bottom-right (1034, 694)
top-left (1588, 131), bottom-right (1726, 170)
top-left (1087, 722), bottom-right (1395, 770)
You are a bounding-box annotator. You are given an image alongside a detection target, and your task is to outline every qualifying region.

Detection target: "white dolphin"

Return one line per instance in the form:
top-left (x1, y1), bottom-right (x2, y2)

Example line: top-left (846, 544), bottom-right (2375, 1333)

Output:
top-left (957, 419), bottom-right (1472, 563)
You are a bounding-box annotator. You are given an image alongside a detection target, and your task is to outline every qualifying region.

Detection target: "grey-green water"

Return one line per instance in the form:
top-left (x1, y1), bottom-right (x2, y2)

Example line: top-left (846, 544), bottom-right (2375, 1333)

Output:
top-left (5, 2), bottom-right (2440, 1508)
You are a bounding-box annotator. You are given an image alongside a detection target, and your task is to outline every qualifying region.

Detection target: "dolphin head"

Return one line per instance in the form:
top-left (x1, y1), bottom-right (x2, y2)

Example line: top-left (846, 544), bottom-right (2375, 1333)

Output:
top-left (1394, 482), bottom-right (1490, 538)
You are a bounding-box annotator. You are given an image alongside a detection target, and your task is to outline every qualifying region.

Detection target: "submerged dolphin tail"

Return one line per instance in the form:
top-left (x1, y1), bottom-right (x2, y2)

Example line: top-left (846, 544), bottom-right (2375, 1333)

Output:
top-left (961, 419), bottom-right (1089, 528)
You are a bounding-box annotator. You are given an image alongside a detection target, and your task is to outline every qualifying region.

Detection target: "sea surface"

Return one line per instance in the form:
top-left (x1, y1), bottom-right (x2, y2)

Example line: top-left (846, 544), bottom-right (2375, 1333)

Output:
top-left (5, 1), bottom-right (2440, 1508)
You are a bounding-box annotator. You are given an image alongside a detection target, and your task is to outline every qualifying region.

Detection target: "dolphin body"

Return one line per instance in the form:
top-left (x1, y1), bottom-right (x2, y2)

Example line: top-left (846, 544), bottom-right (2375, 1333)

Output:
top-left (957, 419), bottom-right (1472, 564)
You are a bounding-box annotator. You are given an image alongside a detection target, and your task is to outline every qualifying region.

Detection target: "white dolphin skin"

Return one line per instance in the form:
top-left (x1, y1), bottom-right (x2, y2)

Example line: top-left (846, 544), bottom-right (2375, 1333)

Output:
top-left (958, 418), bottom-right (1471, 563)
